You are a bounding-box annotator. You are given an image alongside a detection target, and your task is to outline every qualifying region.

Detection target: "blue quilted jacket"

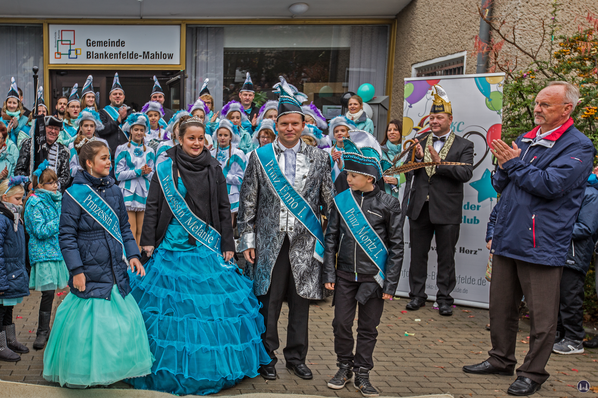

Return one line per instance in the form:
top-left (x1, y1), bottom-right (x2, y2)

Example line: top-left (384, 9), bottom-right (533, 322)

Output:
top-left (25, 190), bottom-right (63, 264)
top-left (0, 205), bottom-right (29, 299)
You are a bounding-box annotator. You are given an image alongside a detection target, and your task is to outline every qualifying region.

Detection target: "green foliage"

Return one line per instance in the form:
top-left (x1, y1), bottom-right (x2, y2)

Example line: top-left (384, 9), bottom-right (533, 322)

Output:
top-left (584, 260), bottom-right (598, 326)
top-left (253, 91), bottom-right (268, 108)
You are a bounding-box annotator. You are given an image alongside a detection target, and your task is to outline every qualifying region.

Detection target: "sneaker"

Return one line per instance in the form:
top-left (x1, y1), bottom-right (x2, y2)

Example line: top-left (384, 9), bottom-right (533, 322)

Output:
top-left (353, 367), bottom-right (379, 397)
top-left (327, 362), bottom-right (353, 390)
top-left (553, 338), bottom-right (584, 355)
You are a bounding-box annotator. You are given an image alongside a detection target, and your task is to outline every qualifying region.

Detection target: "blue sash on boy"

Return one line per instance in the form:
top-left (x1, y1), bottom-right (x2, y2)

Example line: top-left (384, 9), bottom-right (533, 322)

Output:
top-left (156, 158), bottom-right (222, 255)
top-left (103, 105), bottom-right (121, 122)
top-left (334, 188), bottom-right (388, 287)
top-left (255, 143), bottom-right (325, 262)
top-left (66, 184), bottom-right (129, 264)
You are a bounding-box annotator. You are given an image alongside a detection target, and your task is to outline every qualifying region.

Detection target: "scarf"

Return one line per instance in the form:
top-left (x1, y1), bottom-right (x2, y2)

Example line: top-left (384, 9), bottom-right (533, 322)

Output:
top-left (385, 141), bottom-right (402, 158)
top-left (346, 109), bottom-right (364, 122)
top-left (171, 145), bottom-right (221, 245)
top-left (6, 110), bottom-right (21, 118)
top-left (1, 201), bottom-right (22, 232)
top-left (35, 189), bottom-right (63, 211)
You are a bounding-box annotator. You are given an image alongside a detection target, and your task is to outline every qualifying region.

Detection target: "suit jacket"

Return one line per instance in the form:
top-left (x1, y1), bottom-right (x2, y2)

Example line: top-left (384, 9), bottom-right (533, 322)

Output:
top-left (237, 141), bottom-right (335, 300)
top-left (98, 108), bottom-right (130, 158)
top-left (406, 132), bottom-right (474, 225)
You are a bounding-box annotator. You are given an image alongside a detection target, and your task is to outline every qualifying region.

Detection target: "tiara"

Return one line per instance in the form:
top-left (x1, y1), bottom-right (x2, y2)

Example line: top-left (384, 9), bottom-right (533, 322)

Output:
top-left (181, 115), bottom-right (205, 126)
top-left (75, 136), bottom-right (99, 149)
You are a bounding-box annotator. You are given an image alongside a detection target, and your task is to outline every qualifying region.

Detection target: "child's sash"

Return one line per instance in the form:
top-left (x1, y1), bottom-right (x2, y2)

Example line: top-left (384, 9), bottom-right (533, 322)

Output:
top-left (334, 189), bottom-right (388, 287)
top-left (66, 184), bottom-right (129, 264)
top-left (156, 158), bottom-right (222, 254)
top-left (255, 144), bottom-right (324, 262)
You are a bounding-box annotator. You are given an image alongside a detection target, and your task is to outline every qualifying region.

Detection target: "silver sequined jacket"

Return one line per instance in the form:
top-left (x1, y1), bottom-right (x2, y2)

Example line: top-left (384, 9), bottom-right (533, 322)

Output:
top-left (237, 140), bottom-right (335, 300)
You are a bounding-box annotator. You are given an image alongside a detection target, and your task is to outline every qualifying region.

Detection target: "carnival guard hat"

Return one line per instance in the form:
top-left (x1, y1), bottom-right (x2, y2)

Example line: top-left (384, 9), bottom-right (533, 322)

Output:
top-left (342, 130), bottom-right (384, 181)
top-left (187, 98), bottom-right (210, 116)
top-left (76, 109), bottom-right (104, 131)
top-left (141, 101), bottom-right (165, 117)
top-left (199, 78), bottom-right (210, 96)
top-left (221, 100), bottom-right (249, 123)
top-left (430, 84), bottom-right (452, 115)
top-left (166, 110), bottom-right (190, 134)
top-left (240, 72), bottom-right (254, 93)
top-left (216, 118), bottom-right (242, 146)
top-left (302, 102), bottom-right (328, 130)
top-left (36, 86), bottom-right (48, 113)
top-left (122, 113), bottom-right (150, 134)
top-left (110, 73), bottom-right (125, 95)
top-left (81, 75), bottom-right (94, 98)
top-left (257, 100), bottom-right (278, 124)
top-left (6, 77), bottom-right (19, 101)
top-left (274, 77), bottom-right (308, 119)
top-left (67, 84), bottom-right (80, 106)
top-left (151, 76), bottom-right (164, 97)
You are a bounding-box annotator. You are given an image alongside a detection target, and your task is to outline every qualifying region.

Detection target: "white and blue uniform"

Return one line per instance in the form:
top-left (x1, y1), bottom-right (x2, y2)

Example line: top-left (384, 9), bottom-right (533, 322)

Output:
top-left (210, 146), bottom-right (247, 213)
top-left (145, 127), bottom-right (168, 153)
top-left (115, 142), bottom-right (155, 212)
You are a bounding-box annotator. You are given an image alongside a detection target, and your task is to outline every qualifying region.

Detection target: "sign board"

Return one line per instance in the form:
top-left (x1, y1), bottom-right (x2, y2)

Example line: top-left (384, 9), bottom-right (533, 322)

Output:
top-left (396, 73), bottom-right (505, 309)
top-left (49, 25), bottom-right (181, 65)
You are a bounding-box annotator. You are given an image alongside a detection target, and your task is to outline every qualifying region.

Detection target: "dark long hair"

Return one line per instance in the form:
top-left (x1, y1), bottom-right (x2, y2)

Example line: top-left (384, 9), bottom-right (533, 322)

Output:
top-left (380, 119), bottom-right (403, 146)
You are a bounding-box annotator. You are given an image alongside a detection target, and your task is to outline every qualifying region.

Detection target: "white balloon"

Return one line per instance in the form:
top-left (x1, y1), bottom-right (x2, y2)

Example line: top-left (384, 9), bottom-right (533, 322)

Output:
top-left (362, 102), bottom-right (373, 119)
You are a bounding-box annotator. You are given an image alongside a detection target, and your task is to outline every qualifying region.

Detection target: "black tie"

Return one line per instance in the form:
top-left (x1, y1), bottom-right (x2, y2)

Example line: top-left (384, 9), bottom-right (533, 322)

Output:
top-left (432, 136), bottom-right (446, 143)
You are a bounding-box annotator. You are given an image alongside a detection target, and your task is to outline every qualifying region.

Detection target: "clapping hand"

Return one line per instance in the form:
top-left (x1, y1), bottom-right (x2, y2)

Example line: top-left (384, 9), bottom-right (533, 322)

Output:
top-left (427, 145), bottom-right (441, 163)
top-left (251, 114), bottom-right (258, 127)
top-left (491, 139), bottom-right (521, 168)
top-left (0, 167), bottom-right (8, 179)
top-left (210, 111), bottom-right (219, 123)
top-left (141, 165), bottom-right (153, 175)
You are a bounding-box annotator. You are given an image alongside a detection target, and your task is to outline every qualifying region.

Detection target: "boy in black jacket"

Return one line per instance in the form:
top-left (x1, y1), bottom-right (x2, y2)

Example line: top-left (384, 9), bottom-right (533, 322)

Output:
top-left (323, 130), bottom-right (404, 397)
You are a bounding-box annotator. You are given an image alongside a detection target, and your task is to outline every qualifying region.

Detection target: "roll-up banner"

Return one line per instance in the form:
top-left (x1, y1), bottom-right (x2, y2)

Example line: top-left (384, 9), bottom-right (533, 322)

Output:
top-left (396, 73), bottom-right (505, 309)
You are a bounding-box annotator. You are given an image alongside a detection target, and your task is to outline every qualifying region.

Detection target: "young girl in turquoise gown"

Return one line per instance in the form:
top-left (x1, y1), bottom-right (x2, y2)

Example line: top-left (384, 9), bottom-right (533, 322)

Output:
top-left (127, 116), bottom-right (269, 396)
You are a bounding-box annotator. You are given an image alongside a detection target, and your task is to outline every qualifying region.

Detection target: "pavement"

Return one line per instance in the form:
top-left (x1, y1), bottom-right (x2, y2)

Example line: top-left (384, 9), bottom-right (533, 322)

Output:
top-left (2, 288), bottom-right (598, 398)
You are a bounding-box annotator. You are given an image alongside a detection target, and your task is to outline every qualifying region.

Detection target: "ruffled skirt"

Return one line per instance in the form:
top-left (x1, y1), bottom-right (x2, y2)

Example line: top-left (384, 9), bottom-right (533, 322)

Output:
top-left (29, 260), bottom-right (69, 291)
top-left (43, 285), bottom-right (154, 387)
top-left (126, 245), bottom-right (270, 396)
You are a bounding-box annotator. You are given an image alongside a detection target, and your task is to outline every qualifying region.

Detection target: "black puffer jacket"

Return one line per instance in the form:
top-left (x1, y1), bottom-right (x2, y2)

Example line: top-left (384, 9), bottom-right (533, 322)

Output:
top-left (323, 186), bottom-right (404, 295)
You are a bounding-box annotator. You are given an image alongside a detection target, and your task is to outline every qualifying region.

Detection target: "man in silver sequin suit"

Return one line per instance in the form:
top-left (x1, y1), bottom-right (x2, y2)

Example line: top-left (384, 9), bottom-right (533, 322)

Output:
top-left (237, 77), bottom-right (335, 381)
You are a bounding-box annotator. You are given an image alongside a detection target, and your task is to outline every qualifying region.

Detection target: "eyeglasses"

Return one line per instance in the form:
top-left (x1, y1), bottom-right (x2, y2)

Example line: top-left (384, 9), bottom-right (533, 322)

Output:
top-left (534, 102), bottom-right (572, 110)
top-left (42, 181), bottom-right (58, 187)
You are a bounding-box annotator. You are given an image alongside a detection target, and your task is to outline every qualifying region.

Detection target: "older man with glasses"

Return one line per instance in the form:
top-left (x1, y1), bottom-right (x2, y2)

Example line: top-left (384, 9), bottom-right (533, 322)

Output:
top-left (463, 81), bottom-right (596, 396)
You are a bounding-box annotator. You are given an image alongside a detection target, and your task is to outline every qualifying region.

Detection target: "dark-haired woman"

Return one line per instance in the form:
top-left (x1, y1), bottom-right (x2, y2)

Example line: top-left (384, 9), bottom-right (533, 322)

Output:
top-left (381, 119), bottom-right (403, 199)
top-left (127, 117), bottom-right (269, 396)
top-left (346, 94), bottom-right (374, 134)
top-left (43, 138), bottom-right (152, 387)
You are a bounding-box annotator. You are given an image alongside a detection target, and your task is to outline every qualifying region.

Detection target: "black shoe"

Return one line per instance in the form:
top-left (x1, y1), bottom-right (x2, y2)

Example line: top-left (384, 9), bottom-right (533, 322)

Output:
top-left (0, 331), bottom-right (20, 362)
top-left (327, 361), bottom-right (353, 390)
top-left (3, 324), bottom-right (28, 354)
top-left (353, 367), bottom-right (379, 397)
top-left (507, 376), bottom-right (541, 396)
top-left (462, 360), bottom-right (514, 376)
top-left (439, 303), bottom-right (453, 316)
top-left (406, 298), bottom-right (426, 311)
top-left (259, 364), bottom-right (277, 380)
top-left (286, 363), bottom-right (313, 380)
top-left (584, 336), bottom-right (598, 348)
top-left (33, 311), bottom-right (52, 350)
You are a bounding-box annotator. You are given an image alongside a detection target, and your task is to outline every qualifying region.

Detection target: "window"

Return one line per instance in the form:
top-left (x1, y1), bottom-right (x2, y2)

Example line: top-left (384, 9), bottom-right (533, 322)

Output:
top-left (412, 51), bottom-right (467, 78)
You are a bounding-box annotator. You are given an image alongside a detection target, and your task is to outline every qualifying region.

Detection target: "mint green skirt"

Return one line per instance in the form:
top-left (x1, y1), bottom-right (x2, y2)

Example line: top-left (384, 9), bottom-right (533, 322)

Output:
top-left (43, 285), bottom-right (154, 387)
top-left (29, 260), bottom-right (69, 291)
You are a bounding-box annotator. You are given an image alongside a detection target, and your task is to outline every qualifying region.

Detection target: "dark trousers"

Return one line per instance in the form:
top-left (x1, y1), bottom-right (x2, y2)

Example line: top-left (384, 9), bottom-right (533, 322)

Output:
top-left (333, 277), bottom-right (384, 371)
top-left (488, 255), bottom-right (562, 384)
top-left (557, 267), bottom-right (586, 341)
top-left (40, 290), bottom-right (55, 313)
top-left (0, 305), bottom-right (13, 326)
top-left (409, 202), bottom-right (460, 305)
top-left (257, 236), bottom-right (310, 366)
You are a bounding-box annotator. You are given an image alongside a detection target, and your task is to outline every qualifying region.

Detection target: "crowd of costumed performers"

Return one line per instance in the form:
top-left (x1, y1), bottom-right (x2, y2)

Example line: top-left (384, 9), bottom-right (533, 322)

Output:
top-left (0, 73), bottom-right (417, 398)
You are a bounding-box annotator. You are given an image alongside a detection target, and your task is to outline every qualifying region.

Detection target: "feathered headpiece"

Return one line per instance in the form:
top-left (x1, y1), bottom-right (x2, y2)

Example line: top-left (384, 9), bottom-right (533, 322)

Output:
top-left (187, 97), bottom-right (210, 116)
top-left (81, 75), bottom-right (94, 97)
top-left (3, 176), bottom-right (29, 195)
top-left (122, 113), bottom-right (150, 133)
top-left (274, 77), bottom-right (307, 119)
top-left (141, 101), bottom-right (165, 117)
top-left (6, 77), bottom-right (19, 101)
top-left (110, 73), bottom-right (125, 95)
top-left (302, 102), bottom-right (327, 130)
top-left (199, 78), bottom-right (210, 96)
top-left (430, 84), bottom-right (452, 115)
top-left (76, 109), bottom-right (105, 132)
top-left (240, 72), bottom-right (254, 93)
top-left (214, 118), bottom-right (241, 146)
top-left (301, 124), bottom-right (327, 148)
top-left (67, 84), bottom-right (80, 105)
top-left (257, 100), bottom-right (278, 124)
top-left (166, 110), bottom-right (191, 134)
top-left (33, 159), bottom-right (49, 178)
top-left (221, 100), bottom-right (249, 122)
top-left (151, 76), bottom-right (163, 96)
top-left (342, 130), bottom-right (384, 181)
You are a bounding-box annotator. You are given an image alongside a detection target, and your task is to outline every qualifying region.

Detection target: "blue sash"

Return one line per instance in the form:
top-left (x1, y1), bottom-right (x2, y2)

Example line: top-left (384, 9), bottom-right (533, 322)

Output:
top-left (156, 158), bottom-right (222, 254)
top-left (66, 184), bottom-right (129, 264)
top-left (255, 144), bottom-right (325, 262)
top-left (103, 105), bottom-right (120, 122)
top-left (334, 189), bottom-right (388, 287)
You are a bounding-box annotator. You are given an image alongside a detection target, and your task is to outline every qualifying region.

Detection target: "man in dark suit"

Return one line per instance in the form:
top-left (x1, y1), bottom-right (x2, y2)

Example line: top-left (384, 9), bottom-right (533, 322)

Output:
top-left (405, 85), bottom-right (474, 316)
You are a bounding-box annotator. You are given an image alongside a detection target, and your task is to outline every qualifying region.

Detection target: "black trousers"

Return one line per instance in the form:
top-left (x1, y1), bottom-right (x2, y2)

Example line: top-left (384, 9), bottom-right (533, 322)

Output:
top-left (0, 305), bottom-right (13, 326)
top-left (257, 236), bottom-right (310, 366)
top-left (333, 276), bottom-right (384, 371)
top-left (557, 267), bottom-right (586, 341)
top-left (488, 255), bottom-right (562, 384)
top-left (409, 202), bottom-right (460, 305)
